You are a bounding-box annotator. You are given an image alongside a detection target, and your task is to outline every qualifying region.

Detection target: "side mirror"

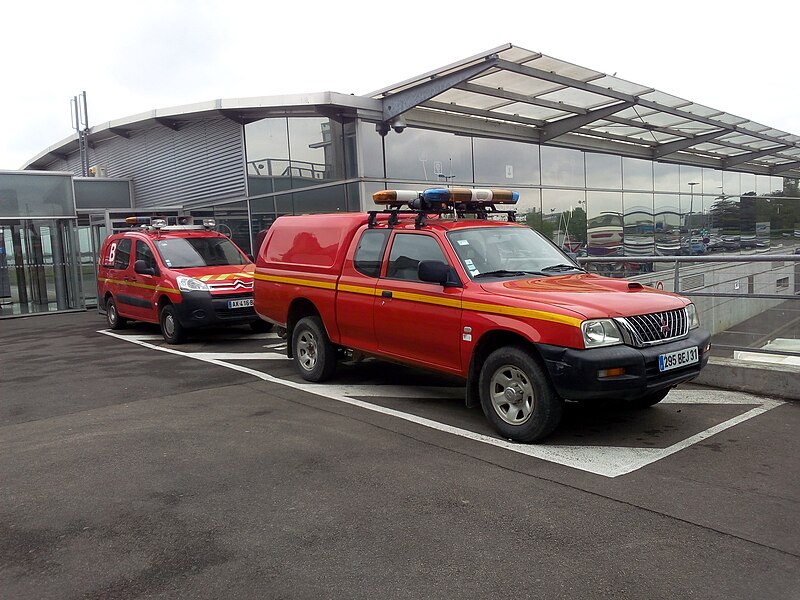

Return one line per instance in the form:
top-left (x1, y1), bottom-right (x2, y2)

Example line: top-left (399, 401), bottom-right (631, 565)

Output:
top-left (418, 260), bottom-right (461, 288)
top-left (134, 259), bottom-right (156, 276)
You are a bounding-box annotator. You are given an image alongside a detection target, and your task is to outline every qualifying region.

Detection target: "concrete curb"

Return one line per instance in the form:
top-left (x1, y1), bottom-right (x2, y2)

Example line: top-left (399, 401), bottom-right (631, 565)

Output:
top-left (694, 357), bottom-right (800, 400)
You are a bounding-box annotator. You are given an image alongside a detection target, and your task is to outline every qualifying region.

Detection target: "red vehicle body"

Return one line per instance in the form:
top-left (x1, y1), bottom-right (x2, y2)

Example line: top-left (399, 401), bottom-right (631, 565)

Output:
top-left (253, 191), bottom-right (711, 442)
top-left (97, 221), bottom-right (264, 343)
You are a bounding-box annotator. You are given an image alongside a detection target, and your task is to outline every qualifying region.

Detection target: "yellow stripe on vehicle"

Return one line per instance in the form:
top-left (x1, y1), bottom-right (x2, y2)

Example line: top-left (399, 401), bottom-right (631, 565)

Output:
top-left (462, 300), bottom-right (582, 327)
top-left (254, 273), bottom-right (337, 290)
top-left (379, 289), bottom-right (462, 309)
top-left (337, 283), bottom-right (378, 296)
top-left (97, 277), bottom-right (178, 294)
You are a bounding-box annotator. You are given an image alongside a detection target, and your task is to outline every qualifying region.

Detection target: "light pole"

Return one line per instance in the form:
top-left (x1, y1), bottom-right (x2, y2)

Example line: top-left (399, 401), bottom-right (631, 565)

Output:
top-left (687, 182), bottom-right (699, 231)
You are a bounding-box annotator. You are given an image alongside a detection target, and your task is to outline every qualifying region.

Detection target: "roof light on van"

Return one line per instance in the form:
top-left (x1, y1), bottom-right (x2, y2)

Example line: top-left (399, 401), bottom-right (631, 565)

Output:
top-left (422, 188), bottom-right (519, 204)
top-left (372, 190), bottom-right (422, 204)
top-left (202, 218), bottom-right (216, 228)
top-left (151, 219), bottom-right (167, 228)
top-left (373, 188), bottom-right (519, 207)
top-left (125, 216), bottom-right (150, 225)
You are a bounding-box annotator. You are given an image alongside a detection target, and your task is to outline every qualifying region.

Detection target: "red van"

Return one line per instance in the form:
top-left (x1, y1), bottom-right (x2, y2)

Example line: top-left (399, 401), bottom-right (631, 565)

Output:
top-left (97, 218), bottom-right (267, 343)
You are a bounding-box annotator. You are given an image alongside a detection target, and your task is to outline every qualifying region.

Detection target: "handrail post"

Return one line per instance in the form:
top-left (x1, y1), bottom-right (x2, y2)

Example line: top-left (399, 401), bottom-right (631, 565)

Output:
top-left (673, 258), bottom-right (680, 292)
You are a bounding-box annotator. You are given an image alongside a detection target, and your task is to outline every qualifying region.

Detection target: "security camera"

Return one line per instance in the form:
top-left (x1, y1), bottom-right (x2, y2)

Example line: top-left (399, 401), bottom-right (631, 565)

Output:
top-left (390, 116), bottom-right (407, 133)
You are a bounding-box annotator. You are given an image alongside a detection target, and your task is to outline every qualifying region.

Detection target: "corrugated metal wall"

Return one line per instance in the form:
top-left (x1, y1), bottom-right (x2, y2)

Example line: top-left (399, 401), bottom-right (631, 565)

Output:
top-left (44, 118), bottom-right (246, 209)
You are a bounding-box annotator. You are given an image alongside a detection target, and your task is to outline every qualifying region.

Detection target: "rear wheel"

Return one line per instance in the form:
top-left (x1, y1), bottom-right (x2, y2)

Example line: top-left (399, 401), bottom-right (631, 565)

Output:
top-left (479, 346), bottom-right (563, 443)
top-left (105, 297), bottom-right (127, 330)
top-left (629, 388), bottom-right (671, 409)
top-left (292, 316), bottom-right (336, 382)
top-left (160, 304), bottom-right (187, 344)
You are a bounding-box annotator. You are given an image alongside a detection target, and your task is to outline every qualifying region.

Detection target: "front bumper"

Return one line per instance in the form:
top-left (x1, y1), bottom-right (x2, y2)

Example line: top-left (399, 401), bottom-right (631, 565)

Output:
top-left (538, 328), bottom-right (711, 401)
top-left (171, 291), bottom-right (257, 329)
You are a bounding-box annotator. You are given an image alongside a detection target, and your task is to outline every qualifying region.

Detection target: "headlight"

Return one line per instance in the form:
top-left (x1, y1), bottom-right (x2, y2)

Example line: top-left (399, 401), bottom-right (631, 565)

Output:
top-left (581, 319), bottom-right (623, 348)
top-left (176, 276), bottom-right (209, 292)
top-left (686, 303), bottom-right (700, 329)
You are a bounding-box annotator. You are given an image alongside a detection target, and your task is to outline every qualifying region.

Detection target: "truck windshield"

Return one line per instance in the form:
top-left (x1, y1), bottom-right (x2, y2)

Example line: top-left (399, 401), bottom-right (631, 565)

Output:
top-left (155, 237), bottom-right (249, 268)
top-left (448, 227), bottom-right (580, 279)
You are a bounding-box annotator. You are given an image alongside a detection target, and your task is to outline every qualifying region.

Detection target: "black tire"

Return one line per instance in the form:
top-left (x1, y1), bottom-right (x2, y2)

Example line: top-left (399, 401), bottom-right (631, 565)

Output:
top-left (291, 316), bottom-right (336, 382)
top-left (250, 319), bottom-right (274, 333)
top-left (478, 346), bottom-right (563, 443)
top-left (629, 388), bottom-right (671, 409)
top-left (159, 304), bottom-right (187, 344)
top-left (105, 296), bottom-right (127, 330)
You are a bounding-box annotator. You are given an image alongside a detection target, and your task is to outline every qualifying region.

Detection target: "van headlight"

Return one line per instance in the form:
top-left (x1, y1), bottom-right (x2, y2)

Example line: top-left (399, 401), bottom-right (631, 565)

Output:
top-left (686, 303), bottom-right (700, 329)
top-left (581, 319), bottom-right (623, 348)
top-left (177, 276), bottom-right (209, 292)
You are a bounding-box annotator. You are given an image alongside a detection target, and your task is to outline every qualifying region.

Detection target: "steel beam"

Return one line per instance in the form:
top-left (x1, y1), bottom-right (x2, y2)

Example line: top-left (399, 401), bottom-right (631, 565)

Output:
top-left (722, 146), bottom-right (791, 169)
top-left (651, 130), bottom-right (728, 159)
top-left (770, 160), bottom-right (800, 175)
top-left (381, 56), bottom-right (500, 122)
top-left (108, 127), bottom-right (131, 139)
top-left (154, 117), bottom-right (181, 131)
top-left (539, 101), bottom-right (634, 142)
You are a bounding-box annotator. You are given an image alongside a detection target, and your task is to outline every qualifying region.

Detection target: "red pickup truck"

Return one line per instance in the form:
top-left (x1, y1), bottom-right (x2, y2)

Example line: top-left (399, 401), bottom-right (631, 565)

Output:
top-left (253, 188), bottom-right (711, 442)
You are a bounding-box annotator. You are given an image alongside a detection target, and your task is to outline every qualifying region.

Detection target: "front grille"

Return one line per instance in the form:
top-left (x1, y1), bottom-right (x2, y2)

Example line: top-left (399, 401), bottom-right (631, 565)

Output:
top-left (616, 308), bottom-right (688, 347)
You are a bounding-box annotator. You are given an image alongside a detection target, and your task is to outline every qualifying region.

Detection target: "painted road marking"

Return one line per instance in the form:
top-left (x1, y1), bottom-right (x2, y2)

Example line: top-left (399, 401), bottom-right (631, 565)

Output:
top-left (99, 330), bottom-right (784, 478)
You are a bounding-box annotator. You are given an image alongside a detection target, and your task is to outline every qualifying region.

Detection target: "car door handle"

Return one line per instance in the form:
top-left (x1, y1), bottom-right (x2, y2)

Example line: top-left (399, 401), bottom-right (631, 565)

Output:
top-left (381, 290), bottom-right (392, 298)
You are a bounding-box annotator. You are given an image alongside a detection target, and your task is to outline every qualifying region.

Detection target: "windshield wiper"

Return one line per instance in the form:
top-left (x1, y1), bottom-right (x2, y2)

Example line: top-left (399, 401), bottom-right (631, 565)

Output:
top-left (541, 264), bottom-right (585, 273)
top-left (473, 269), bottom-right (547, 279)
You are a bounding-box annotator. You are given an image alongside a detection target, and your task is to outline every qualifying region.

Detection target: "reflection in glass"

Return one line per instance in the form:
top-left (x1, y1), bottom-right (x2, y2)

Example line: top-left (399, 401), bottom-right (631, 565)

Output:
top-left (722, 171), bottom-right (741, 197)
top-left (740, 172), bottom-right (756, 195)
top-left (680, 165), bottom-right (702, 193)
top-left (540, 189), bottom-right (586, 253)
top-left (622, 157), bottom-right (653, 192)
top-left (287, 117), bottom-right (348, 187)
top-left (385, 128), bottom-right (472, 183)
top-left (623, 193), bottom-right (655, 258)
top-left (586, 192), bottom-right (623, 273)
top-left (245, 117), bottom-right (290, 196)
top-left (360, 122), bottom-right (384, 178)
top-left (540, 146), bottom-right (585, 187)
top-left (585, 153), bottom-right (622, 190)
top-left (654, 194), bottom-right (680, 255)
top-left (473, 138), bottom-right (540, 185)
top-left (653, 162), bottom-right (679, 192)
top-left (703, 168), bottom-right (723, 197)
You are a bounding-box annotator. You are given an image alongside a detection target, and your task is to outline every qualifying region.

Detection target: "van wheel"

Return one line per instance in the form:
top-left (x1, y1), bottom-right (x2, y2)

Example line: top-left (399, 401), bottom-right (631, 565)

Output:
top-left (106, 297), bottom-right (127, 330)
top-left (479, 346), bottom-right (563, 443)
top-left (160, 304), bottom-right (187, 344)
top-left (629, 388), bottom-right (671, 409)
top-left (292, 316), bottom-right (336, 382)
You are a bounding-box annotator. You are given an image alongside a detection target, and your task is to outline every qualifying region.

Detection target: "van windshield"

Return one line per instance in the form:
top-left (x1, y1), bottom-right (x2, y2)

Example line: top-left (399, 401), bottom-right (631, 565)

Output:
top-left (155, 237), bottom-right (249, 268)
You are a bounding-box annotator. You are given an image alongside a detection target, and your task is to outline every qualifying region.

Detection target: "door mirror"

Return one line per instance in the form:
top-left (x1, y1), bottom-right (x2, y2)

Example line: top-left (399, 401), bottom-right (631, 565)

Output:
top-left (134, 259), bottom-right (156, 276)
top-left (418, 260), bottom-right (461, 288)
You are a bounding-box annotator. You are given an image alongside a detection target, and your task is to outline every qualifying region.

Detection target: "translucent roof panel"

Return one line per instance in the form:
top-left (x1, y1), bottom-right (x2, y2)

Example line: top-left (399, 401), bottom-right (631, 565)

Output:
top-left (365, 44), bottom-right (800, 177)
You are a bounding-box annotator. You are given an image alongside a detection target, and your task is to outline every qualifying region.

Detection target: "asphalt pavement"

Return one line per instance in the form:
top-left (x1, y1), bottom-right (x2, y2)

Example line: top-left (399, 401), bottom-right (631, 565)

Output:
top-left (1, 311), bottom-right (798, 599)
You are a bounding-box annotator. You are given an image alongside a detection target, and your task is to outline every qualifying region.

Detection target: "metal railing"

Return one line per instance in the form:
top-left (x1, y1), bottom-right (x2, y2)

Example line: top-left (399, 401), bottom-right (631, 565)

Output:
top-left (576, 254), bottom-right (800, 360)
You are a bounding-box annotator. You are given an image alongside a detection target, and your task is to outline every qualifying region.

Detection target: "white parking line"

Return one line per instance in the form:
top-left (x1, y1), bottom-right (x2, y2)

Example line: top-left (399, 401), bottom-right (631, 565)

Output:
top-left (99, 330), bottom-right (784, 478)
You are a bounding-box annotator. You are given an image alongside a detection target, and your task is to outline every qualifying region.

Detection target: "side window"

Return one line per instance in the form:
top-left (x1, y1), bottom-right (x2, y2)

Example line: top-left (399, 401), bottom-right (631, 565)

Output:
top-left (354, 229), bottom-right (389, 278)
top-left (135, 240), bottom-right (158, 273)
top-left (113, 239), bottom-right (132, 270)
top-left (387, 234), bottom-right (447, 281)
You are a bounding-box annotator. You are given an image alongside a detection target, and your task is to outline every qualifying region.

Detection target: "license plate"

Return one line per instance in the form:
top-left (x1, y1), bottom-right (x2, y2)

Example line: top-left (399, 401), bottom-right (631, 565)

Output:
top-left (227, 298), bottom-right (254, 309)
top-left (658, 346), bottom-right (699, 372)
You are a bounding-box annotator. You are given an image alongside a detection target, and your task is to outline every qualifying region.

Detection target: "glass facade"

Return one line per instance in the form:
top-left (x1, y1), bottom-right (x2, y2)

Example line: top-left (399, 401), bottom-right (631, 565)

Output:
top-left (0, 173), bottom-right (83, 316)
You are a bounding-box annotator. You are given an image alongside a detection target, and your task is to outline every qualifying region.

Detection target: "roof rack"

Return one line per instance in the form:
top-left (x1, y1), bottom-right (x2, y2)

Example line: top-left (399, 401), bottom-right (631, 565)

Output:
top-left (367, 188), bottom-right (518, 229)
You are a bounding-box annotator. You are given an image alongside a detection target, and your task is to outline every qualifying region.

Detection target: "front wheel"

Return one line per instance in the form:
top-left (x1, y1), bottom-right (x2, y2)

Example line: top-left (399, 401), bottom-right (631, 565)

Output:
top-left (160, 304), bottom-right (187, 344)
top-left (106, 297), bottom-right (127, 330)
top-left (629, 388), bottom-right (671, 409)
top-left (291, 316), bottom-right (336, 382)
top-left (478, 346), bottom-right (563, 443)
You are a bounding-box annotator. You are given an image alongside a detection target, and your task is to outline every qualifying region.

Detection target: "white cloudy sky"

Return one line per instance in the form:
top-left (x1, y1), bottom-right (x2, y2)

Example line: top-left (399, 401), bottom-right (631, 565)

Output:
top-left (2, 0), bottom-right (797, 170)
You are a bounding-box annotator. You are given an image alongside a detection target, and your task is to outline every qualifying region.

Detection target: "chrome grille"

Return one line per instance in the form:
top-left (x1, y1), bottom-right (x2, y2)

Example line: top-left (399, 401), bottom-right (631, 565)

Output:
top-left (615, 308), bottom-right (689, 347)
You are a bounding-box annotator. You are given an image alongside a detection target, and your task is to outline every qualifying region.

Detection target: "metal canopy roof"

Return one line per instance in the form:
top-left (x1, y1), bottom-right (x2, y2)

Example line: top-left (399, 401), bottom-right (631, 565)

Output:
top-left (369, 43), bottom-right (800, 178)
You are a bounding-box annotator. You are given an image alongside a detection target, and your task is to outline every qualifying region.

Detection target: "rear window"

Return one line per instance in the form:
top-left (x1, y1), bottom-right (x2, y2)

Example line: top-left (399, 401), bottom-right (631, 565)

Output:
top-left (155, 237), bottom-right (248, 268)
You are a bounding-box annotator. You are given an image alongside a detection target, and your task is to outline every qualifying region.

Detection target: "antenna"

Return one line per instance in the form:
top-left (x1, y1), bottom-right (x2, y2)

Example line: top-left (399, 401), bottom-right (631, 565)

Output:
top-left (70, 91), bottom-right (90, 177)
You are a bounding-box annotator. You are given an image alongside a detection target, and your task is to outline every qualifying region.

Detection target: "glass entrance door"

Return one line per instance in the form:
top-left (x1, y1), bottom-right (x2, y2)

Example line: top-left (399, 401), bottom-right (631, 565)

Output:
top-left (0, 218), bottom-right (83, 317)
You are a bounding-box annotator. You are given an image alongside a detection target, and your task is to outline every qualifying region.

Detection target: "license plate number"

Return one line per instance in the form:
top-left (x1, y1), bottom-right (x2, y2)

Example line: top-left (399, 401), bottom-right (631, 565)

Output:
top-left (658, 346), bottom-right (699, 372)
top-left (228, 298), bottom-right (254, 309)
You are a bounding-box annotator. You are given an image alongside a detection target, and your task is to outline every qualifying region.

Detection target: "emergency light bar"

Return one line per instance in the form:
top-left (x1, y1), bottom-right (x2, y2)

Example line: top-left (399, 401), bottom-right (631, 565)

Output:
top-left (125, 216), bottom-right (167, 228)
top-left (373, 188), bottom-right (518, 207)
